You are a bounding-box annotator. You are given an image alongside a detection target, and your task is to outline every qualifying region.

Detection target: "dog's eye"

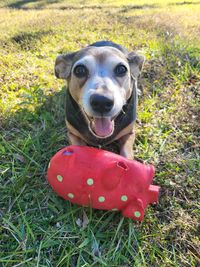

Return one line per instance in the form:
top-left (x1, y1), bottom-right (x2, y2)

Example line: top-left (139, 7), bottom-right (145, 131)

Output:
top-left (114, 64), bottom-right (127, 77)
top-left (73, 64), bottom-right (88, 78)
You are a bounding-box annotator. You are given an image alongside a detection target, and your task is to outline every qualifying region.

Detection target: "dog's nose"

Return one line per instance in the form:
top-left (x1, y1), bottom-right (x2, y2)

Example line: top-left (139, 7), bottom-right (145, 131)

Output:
top-left (90, 94), bottom-right (114, 113)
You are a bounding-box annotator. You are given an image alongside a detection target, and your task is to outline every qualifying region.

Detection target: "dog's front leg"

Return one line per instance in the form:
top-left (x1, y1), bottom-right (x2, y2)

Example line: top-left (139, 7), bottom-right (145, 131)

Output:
top-left (68, 132), bottom-right (87, 146)
top-left (66, 121), bottom-right (87, 146)
top-left (119, 132), bottom-right (135, 159)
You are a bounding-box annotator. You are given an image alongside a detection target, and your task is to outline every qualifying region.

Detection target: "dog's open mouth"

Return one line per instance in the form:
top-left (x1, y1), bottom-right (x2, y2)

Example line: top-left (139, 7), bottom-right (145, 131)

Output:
top-left (82, 109), bottom-right (115, 138)
top-left (90, 117), bottom-right (114, 138)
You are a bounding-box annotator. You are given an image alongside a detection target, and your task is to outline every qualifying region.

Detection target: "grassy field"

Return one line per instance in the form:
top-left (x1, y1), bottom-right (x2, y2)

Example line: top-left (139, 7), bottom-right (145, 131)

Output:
top-left (0, 0), bottom-right (199, 266)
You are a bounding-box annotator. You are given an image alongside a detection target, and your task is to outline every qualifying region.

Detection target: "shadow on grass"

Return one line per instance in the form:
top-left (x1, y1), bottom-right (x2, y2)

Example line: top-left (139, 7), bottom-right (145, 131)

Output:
top-left (7, 0), bottom-right (61, 9)
top-left (11, 30), bottom-right (53, 50)
top-left (8, 0), bottom-right (37, 8)
top-left (59, 3), bottom-right (158, 11)
top-left (5, 0), bottom-right (200, 10)
top-left (1, 87), bottom-right (68, 178)
top-left (6, 1), bottom-right (159, 10)
top-left (169, 1), bottom-right (200, 5)
top-left (120, 4), bottom-right (158, 13)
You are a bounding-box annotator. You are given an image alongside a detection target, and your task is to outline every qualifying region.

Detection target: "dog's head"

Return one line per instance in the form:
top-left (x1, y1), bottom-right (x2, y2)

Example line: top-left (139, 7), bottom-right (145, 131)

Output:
top-left (55, 41), bottom-right (144, 138)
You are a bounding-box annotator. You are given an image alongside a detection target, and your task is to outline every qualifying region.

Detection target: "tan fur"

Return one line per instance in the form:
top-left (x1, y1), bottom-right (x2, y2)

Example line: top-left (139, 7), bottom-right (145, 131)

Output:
top-left (117, 124), bottom-right (135, 159)
top-left (66, 120), bottom-right (88, 144)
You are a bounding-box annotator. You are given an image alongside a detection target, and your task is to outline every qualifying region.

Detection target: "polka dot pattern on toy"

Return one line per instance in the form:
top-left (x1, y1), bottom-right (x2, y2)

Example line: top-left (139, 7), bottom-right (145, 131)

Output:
top-left (47, 145), bottom-right (160, 222)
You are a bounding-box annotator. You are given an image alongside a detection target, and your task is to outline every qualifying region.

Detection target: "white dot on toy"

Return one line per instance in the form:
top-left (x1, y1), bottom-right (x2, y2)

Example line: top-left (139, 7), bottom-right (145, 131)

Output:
top-left (57, 175), bottom-right (63, 182)
top-left (87, 178), bottom-right (94, 185)
top-left (68, 193), bottom-right (74, 199)
top-left (98, 196), bottom-right (105, 202)
top-left (121, 195), bottom-right (128, 202)
top-left (134, 211), bottom-right (141, 218)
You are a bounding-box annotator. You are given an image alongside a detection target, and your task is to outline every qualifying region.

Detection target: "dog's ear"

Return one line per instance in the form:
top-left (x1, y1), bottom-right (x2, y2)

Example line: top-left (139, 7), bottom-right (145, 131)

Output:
top-left (55, 52), bottom-right (76, 79)
top-left (127, 52), bottom-right (145, 79)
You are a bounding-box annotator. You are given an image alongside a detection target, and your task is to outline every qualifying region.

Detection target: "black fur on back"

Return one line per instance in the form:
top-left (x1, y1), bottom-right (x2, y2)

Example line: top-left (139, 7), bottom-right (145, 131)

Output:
top-left (89, 41), bottom-right (128, 54)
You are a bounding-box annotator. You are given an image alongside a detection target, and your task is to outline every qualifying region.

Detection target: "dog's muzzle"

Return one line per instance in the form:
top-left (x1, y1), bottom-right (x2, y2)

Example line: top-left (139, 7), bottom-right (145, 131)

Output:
top-left (89, 94), bottom-right (114, 138)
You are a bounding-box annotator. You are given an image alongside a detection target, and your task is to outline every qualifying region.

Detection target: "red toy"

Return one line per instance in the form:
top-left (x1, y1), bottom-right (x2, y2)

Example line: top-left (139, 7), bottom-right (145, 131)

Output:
top-left (47, 146), bottom-right (160, 221)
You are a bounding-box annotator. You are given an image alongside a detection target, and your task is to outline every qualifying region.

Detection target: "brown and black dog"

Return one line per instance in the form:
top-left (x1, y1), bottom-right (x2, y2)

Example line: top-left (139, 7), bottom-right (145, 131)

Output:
top-left (55, 41), bottom-right (144, 159)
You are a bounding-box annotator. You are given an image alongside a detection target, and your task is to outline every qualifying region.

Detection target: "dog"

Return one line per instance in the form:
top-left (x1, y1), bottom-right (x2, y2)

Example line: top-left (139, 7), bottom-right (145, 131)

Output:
top-left (55, 41), bottom-right (144, 159)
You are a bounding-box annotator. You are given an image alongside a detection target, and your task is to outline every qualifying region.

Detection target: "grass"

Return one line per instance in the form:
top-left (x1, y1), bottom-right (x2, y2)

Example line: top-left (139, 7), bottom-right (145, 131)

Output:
top-left (0, 0), bottom-right (199, 266)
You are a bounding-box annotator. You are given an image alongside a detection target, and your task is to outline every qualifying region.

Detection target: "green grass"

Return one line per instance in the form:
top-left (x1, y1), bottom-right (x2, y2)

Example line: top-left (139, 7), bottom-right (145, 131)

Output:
top-left (0, 0), bottom-right (199, 266)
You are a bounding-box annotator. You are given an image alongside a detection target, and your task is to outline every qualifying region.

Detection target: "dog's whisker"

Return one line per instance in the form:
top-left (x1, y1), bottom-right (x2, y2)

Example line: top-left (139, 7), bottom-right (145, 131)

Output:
top-left (121, 107), bottom-right (126, 115)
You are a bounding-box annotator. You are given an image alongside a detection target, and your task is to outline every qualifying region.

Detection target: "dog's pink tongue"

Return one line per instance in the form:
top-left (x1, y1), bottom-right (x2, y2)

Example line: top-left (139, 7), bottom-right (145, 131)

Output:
top-left (93, 118), bottom-right (113, 137)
